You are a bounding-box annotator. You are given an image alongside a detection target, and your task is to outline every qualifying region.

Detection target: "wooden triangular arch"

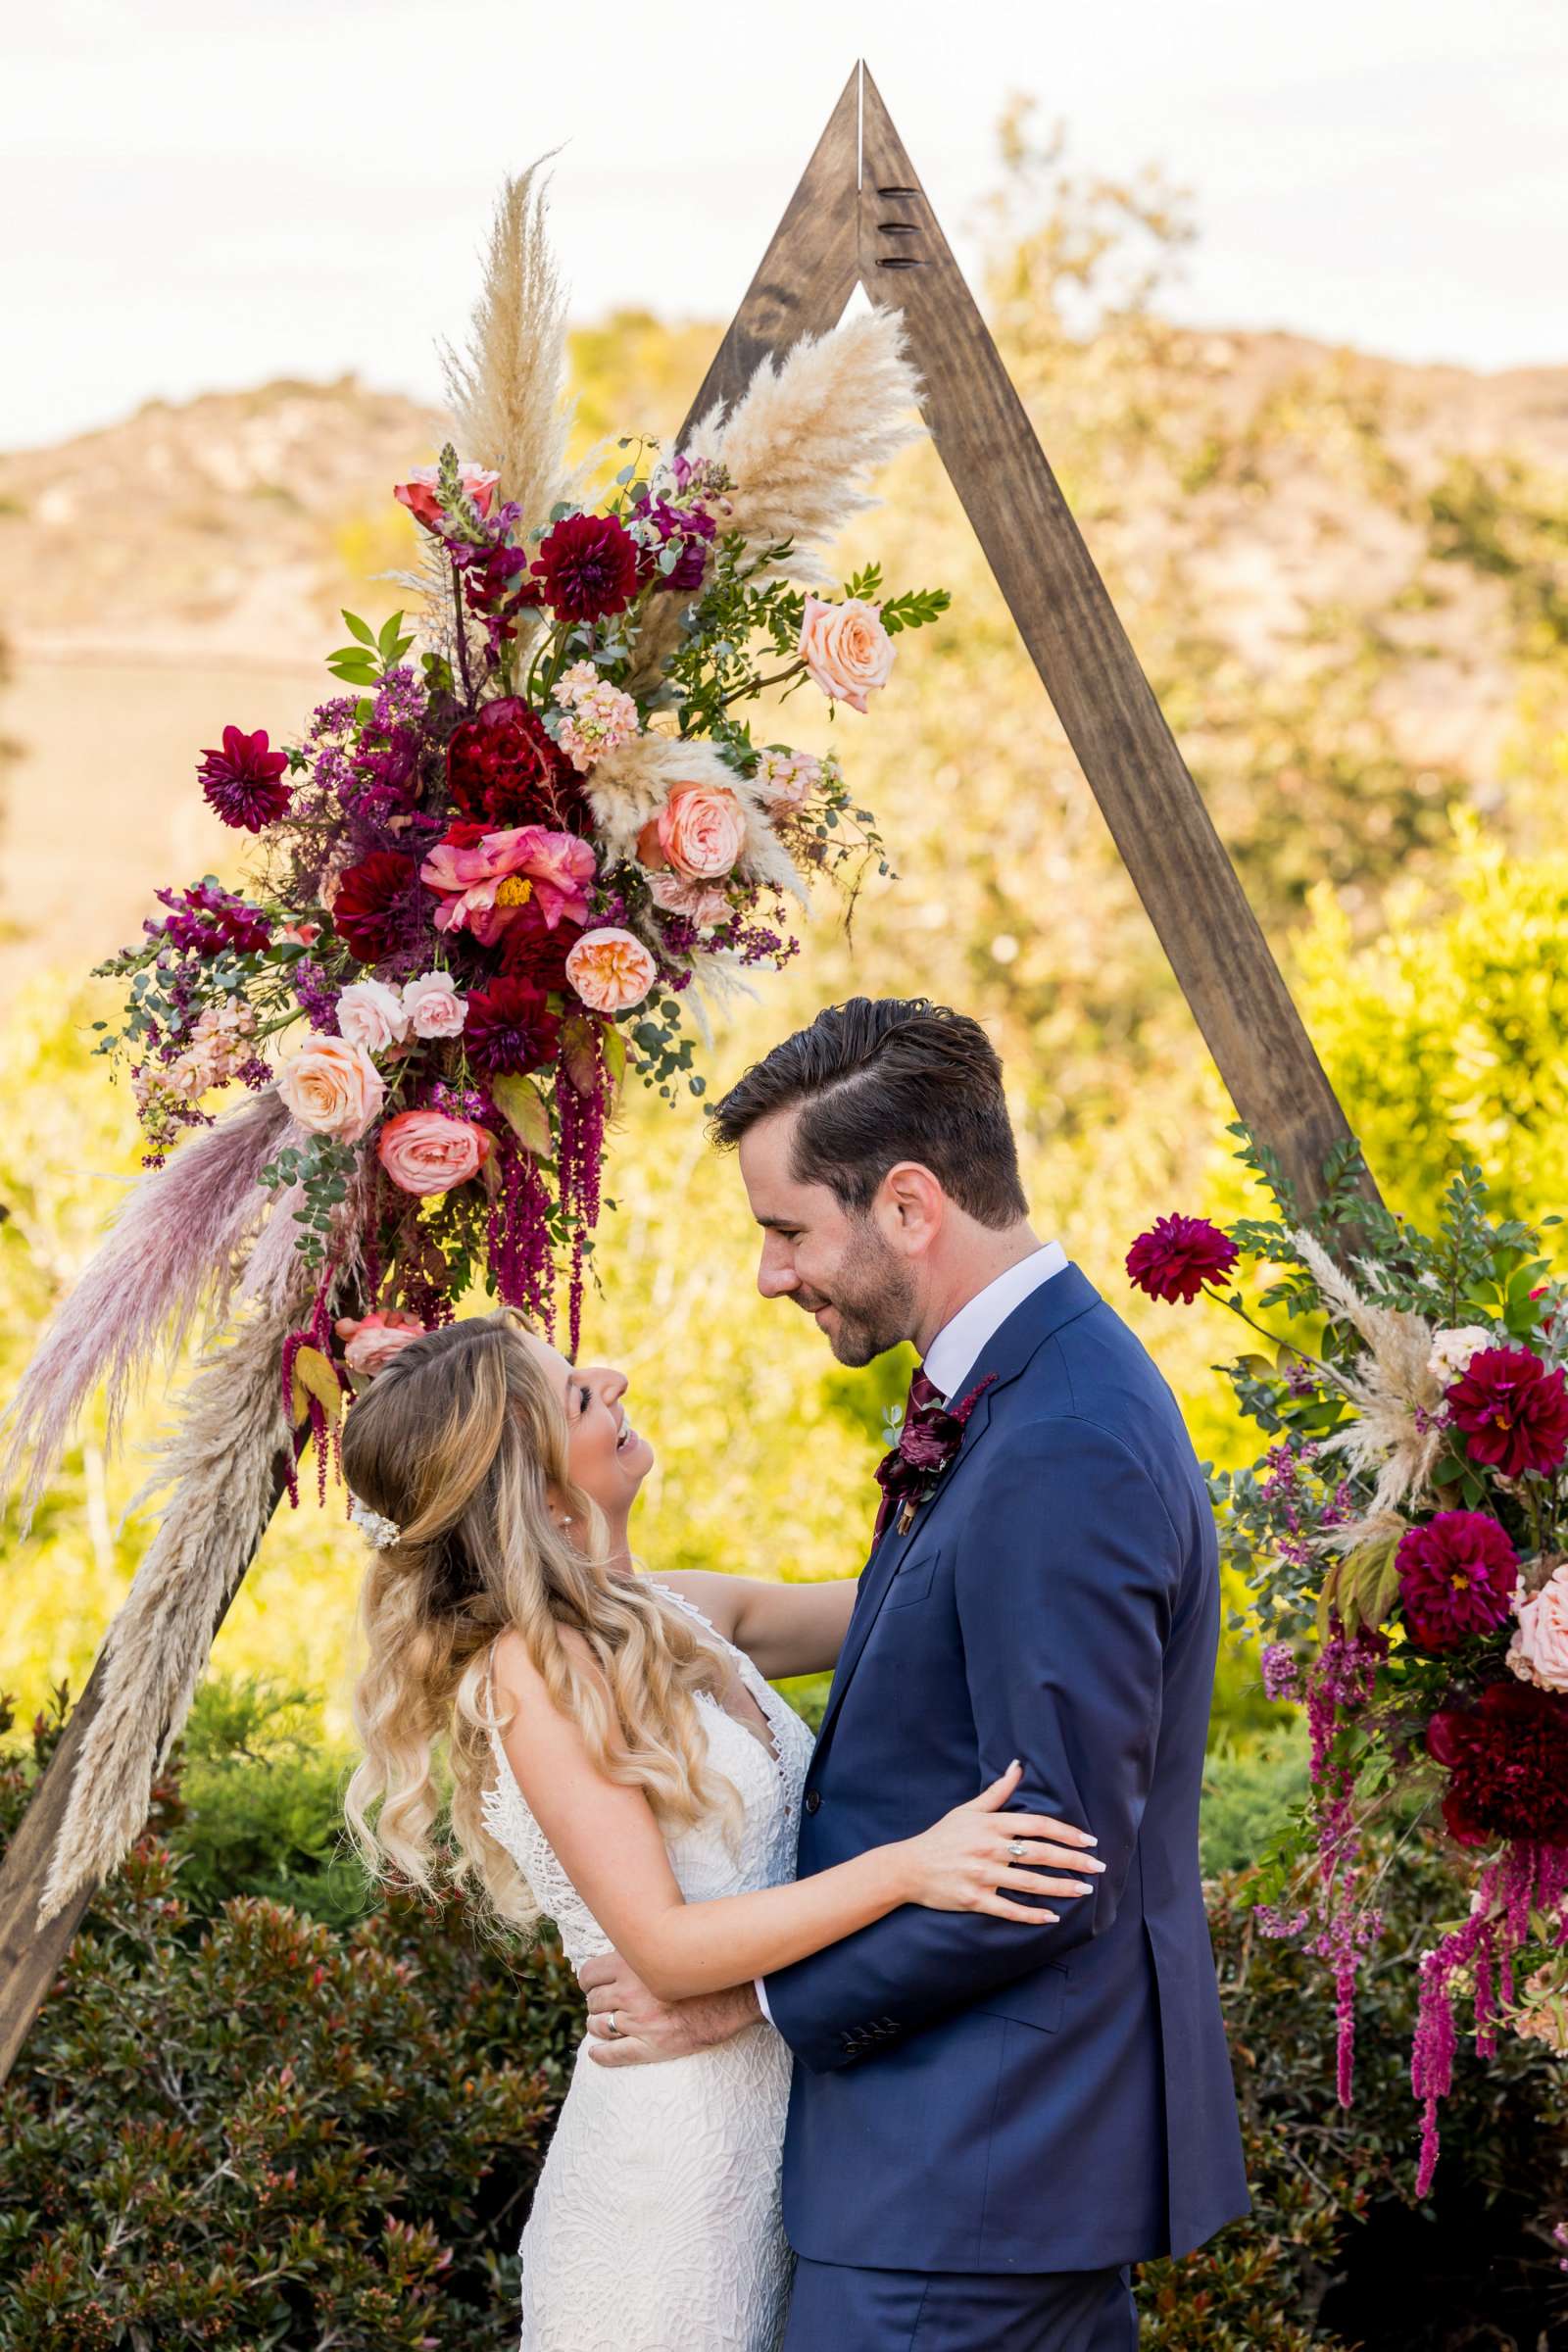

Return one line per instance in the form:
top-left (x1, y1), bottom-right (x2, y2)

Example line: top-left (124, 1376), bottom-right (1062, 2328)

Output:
top-left (0, 61), bottom-right (1378, 2082)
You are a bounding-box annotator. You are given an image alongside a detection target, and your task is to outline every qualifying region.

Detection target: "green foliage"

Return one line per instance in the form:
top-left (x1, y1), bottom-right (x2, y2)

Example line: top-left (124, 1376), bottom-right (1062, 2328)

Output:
top-left (1198, 1728), bottom-right (1310, 1879)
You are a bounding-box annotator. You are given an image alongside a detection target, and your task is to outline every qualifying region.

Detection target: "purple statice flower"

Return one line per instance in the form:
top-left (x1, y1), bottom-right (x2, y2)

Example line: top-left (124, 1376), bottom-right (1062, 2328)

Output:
top-left (291, 958), bottom-right (342, 1034)
top-left (309, 696), bottom-right (361, 740)
top-left (1260, 1642), bottom-right (1299, 1702)
top-left (372, 665), bottom-right (426, 729)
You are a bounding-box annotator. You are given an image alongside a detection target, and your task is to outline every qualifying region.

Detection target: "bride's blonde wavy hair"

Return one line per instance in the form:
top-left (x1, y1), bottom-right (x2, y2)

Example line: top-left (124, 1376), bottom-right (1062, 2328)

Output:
top-left (341, 1307), bottom-right (738, 1933)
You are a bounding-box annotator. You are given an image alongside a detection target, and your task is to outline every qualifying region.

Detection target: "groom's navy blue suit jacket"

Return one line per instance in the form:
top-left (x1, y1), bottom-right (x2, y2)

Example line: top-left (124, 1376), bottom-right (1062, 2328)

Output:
top-left (764, 1264), bottom-right (1250, 2275)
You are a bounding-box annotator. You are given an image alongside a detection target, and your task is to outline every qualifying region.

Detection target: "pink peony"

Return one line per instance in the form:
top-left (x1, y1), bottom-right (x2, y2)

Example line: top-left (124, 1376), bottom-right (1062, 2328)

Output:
top-left (1509, 1562), bottom-right (1568, 1692)
top-left (419, 825), bottom-right (597, 947)
top-left (798, 596), bottom-right (896, 713)
top-left (376, 1107), bottom-right (494, 1196)
top-left (565, 927), bottom-right (658, 1013)
top-left (276, 1035), bottom-right (385, 1142)
top-left (638, 781), bottom-right (748, 882)
top-left (1396, 1511), bottom-right (1518, 1651)
top-left (334, 1309), bottom-right (426, 1376)
top-left (336, 977), bottom-right (410, 1054)
top-left (401, 971), bottom-right (468, 1039)
top-left (394, 462), bottom-right (500, 531)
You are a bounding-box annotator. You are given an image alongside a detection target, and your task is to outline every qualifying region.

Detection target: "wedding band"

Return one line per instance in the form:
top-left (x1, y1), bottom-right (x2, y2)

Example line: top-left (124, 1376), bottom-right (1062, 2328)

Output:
top-left (605, 2011), bottom-right (620, 2038)
top-left (1007, 1839), bottom-right (1026, 1860)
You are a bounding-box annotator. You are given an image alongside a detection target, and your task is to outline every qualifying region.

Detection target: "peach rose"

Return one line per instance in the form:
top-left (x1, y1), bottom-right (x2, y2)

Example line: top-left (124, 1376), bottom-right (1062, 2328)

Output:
top-left (376, 1107), bottom-right (494, 1196)
top-left (336, 977), bottom-right (410, 1054)
top-left (334, 1309), bottom-right (426, 1376)
top-left (276, 1035), bottom-right (385, 1142)
top-left (798, 595), bottom-right (895, 713)
top-left (1508, 1562), bottom-right (1568, 1691)
top-left (401, 971), bottom-right (468, 1039)
top-left (647, 870), bottom-right (732, 925)
top-left (638, 782), bottom-right (748, 882)
top-left (565, 927), bottom-right (658, 1013)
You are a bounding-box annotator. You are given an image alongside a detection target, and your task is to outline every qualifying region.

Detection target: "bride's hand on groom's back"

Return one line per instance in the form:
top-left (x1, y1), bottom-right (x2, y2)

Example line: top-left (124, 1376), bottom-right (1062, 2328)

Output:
top-left (900, 1760), bottom-right (1105, 1921)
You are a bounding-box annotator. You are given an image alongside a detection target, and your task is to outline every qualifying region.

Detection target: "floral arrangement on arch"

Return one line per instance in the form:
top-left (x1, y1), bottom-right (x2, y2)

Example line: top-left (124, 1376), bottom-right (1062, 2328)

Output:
top-left (0, 171), bottom-right (946, 1925)
top-left (1127, 1137), bottom-right (1568, 2192)
top-left (45, 172), bottom-right (946, 1489)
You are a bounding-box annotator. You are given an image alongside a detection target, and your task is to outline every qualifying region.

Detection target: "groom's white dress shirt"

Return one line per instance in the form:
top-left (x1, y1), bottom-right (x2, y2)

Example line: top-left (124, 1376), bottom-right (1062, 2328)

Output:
top-left (755, 1240), bottom-right (1069, 2026)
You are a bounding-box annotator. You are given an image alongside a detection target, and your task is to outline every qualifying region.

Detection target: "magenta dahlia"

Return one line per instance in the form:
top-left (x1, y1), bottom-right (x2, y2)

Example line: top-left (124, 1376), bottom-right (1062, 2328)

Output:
top-left (329, 852), bottom-right (422, 963)
top-left (197, 725), bottom-right (292, 831)
top-left (1427, 1678), bottom-right (1568, 1845)
top-left (1125, 1214), bottom-right (1239, 1305)
top-left (1446, 1346), bottom-right (1568, 1480)
top-left (531, 512), bottom-right (641, 623)
top-left (446, 697), bottom-right (582, 833)
top-left (1395, 1511), bottom-right (1518, 1650)
top-left (463, 978), bottom-right (562, 1076)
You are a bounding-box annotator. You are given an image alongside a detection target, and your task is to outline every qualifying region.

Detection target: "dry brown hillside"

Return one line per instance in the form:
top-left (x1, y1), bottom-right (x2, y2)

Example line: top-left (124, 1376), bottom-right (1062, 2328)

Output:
top-left (1, 329), bottom-right (1565, 986)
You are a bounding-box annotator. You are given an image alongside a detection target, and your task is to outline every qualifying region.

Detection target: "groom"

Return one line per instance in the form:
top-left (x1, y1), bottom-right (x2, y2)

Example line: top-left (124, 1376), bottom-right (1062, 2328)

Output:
top-left (580, 997), bottom-right (1249, 2348)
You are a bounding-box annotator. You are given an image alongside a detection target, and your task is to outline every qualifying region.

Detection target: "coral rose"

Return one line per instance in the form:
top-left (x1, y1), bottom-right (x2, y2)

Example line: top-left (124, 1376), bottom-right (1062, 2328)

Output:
top-left (334, 1309), bottom-right (426, 1376)
top-left (639, 782), bottom-right (748, 882)
top-left (565, 927), bottom-right (658, 1013)
top-left (1509, 1562), bottom-right (1568, 1692)
top-left (400, 972), bottom-right (468, 1039)
top-left (376, 1108), bottom-right (494, 1197)
top-left (276, 1036), bottom-right (385, 1142)
top-left (798, 595), bottom-right (896, 713)
top-left (336, 977), bottom-right (410, 1054)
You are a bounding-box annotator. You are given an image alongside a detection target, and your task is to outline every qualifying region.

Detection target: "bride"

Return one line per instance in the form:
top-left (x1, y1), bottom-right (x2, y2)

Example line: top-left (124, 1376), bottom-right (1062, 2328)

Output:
top-left (340, 1309), bottom-right (1101, 2352)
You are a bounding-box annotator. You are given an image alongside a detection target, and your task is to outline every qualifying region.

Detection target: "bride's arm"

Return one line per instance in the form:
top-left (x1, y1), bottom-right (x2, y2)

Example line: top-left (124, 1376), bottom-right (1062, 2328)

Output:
top-left (652, 1570), bottom-right (859, 1680)
top-left (492, 1636), bottom-right (1100, 2005)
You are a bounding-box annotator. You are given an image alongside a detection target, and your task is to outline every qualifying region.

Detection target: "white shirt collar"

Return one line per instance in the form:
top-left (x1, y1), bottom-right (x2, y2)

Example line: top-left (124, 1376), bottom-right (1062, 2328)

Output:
top-left (922, 1242), bottom-right (1069, 1399)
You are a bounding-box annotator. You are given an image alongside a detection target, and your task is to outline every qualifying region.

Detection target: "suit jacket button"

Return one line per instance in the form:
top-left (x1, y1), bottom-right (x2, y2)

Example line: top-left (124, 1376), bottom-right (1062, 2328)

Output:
top-left (805, 1790), bottom-right (821, 1815)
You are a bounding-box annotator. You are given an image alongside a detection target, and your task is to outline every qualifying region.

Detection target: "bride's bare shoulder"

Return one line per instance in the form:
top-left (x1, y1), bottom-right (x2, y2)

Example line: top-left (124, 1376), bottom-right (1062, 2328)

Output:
top-left (646, 1570), bottom-right (744, 1642)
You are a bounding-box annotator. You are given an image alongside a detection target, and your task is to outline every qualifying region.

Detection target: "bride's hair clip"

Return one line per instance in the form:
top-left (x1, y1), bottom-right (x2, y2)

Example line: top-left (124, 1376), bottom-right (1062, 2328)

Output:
top-left (349, 1494), bottom-right (402, 1549)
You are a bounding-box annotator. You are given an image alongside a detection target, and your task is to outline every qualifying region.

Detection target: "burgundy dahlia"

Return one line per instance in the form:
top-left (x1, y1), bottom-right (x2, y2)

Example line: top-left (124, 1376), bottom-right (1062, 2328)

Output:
top-left (499, 913), bottom-right (584, 993)
top-left (446, 697), bottom-right (582, 832)
top-left (1395, 1511), bottom-right (1518, 1650)
top-left (531, 512), bottom-right (641, 623)
top-left (1125, 1214), bottom-right (1239, 1305)
top-left (197, 724), bottom-right (292, 831)
top-left (1446, 1345), bottom-right (1568, 1480)
top-left (464, 977), bottom-right (563, 1075)
top-left (1427, 1678), bottom-right (1568, 1845)
top-left (329, 852), bottom-right (422, 963)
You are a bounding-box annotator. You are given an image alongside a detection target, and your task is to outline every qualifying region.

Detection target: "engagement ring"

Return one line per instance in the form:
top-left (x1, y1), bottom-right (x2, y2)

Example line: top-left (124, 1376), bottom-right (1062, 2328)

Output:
top-left (606, 2012), bottom-right (621, 2038)
top-left (1007, 1839), bottom-right (1026, 1859)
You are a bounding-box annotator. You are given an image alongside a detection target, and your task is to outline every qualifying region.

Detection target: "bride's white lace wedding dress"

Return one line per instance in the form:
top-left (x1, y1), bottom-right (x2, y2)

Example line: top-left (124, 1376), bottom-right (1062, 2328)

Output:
top-left (481, 1585), bottom-right (815, 2352)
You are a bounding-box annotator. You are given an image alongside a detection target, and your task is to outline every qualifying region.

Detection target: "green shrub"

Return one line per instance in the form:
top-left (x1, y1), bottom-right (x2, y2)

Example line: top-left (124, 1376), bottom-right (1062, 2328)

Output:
top-left (1199, 1725), bottom-right (1310, 1878)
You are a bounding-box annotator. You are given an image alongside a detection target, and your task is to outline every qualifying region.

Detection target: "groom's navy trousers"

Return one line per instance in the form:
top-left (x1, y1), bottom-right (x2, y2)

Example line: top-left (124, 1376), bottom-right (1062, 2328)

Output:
top-left (763, 1266), bottom-right (1249, 2345)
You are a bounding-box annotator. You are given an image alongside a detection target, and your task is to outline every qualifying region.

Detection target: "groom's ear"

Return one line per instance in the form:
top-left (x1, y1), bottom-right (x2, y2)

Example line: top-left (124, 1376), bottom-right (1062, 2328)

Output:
top-left (877, 1161), bottom-right (946, 1253)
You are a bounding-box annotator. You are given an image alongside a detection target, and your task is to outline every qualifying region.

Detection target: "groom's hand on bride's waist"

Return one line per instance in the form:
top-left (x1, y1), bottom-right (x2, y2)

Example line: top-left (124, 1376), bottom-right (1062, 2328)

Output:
top-left (578, 1952), bottom-right (761, 2068)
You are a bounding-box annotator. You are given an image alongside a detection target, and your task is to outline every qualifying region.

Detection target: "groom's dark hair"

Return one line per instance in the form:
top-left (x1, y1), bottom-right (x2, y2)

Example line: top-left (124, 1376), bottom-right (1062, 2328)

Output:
top-left (710, 997), bottom-right (1029, 1228)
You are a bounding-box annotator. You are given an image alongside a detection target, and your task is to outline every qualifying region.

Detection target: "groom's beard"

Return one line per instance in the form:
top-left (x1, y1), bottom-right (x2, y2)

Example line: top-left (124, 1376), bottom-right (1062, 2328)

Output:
top-left (794, 1221), bottom-right (916, 1367)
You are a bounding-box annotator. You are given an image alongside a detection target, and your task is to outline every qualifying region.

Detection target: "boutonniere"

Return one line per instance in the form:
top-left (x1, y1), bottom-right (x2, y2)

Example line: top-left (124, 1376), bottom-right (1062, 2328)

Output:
top-left (873, 1373), bottom-right (998, 1541)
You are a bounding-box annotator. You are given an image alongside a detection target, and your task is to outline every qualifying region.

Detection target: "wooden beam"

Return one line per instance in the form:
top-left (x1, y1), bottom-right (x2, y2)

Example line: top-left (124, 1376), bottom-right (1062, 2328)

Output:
top-left (858, 69), bottom-right (1379, 1219)
top-left (677, 65), bottom-right (861, 439)
top-left (0, 1446), bottom-right (294, 2083)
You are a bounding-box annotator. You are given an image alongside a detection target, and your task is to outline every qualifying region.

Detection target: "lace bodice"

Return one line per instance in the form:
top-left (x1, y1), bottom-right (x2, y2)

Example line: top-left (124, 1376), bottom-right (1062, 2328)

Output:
top-left (480, 1581), bottom-right (815, 1969)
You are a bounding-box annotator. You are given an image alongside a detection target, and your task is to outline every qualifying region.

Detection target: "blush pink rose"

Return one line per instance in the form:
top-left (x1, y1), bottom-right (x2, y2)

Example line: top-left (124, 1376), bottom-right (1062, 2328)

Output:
top-left (565, 926), bottom-right (659, 1013)
top-left (276, 1035), bottom-right (385, 1142)
top-left (393, 462), bottom-right (500, 531)
top-left (638, 781), bottom-right (748, 882)
top-left (420, 824), bottom-right (596, 947)
top-left (647, 869), bottom-right (732, 925)
top-left (401, 971), bottom-right (468, 1039)
top-left (334, 1309), bottom-right (427, 1376)
top-left (798, 595), bottom-right (896, 713)
top-left (1509, 1563), bottom-right (1568, 1692)
top-left (376, 1107), bottom-right (494, 1196)
top-left (336, 977), bottom-right (411, 1054)
top-left (755, 747), bottom-right (822, 812)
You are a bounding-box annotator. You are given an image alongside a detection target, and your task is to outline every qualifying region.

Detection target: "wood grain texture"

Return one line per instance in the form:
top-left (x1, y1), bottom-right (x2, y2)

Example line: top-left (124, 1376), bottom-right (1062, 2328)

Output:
top-left (858, 69), bottom-right (1380, 1218)
top-left (676, 66), bottom-right (861, 442)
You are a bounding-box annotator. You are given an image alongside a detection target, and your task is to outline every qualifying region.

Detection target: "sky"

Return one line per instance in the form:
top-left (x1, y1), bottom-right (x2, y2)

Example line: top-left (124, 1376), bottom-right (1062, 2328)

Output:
top-left (2, 0), bottom-right (1564, 450)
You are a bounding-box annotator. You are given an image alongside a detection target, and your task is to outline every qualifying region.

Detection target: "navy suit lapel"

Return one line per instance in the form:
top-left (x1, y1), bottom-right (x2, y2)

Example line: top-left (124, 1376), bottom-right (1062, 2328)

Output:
top-left (809, 1265), bottom-right (1102, 1764)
